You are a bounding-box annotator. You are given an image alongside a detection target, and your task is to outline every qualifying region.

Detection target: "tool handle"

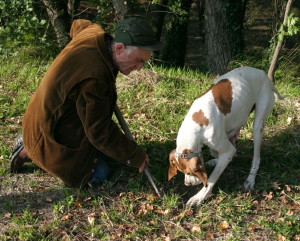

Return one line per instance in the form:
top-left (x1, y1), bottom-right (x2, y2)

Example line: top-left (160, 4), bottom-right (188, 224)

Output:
top-left (114, 104), bottom-right (162, 197)
top-left (114, 105), bottom-right (134, 141)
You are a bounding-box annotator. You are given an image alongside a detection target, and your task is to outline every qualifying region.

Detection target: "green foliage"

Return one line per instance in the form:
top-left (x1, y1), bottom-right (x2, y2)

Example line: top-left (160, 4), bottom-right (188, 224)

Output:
top-left (93, 0), bottom-right (115, 34)
top-left (0, 0), bottom-right (57, 57)
top-left (264, 12), bottom-right (300, 64)
top-left (278, 13), bottom-right (300, 42)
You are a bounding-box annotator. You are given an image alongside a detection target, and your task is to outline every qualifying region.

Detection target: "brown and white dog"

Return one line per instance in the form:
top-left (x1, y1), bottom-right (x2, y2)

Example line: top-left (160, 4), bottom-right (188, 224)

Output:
top-left (168, 67), bottom-right (283, 207)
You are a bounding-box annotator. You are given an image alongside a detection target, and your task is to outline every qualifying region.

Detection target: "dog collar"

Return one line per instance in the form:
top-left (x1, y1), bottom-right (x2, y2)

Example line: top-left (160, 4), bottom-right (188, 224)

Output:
top-left (175, 152), bottom-right (201, 160)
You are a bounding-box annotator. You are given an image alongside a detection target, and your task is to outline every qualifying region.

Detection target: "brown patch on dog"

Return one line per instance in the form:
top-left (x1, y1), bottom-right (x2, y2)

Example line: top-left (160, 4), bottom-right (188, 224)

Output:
top-left (211, 79), bottom-right (232, 115)
top-left (168, 149), bottom-right (208, 186)
top-left (168, 149), bottom-right (194, 180)
top-left (192, 109), bottom-right (209, 126)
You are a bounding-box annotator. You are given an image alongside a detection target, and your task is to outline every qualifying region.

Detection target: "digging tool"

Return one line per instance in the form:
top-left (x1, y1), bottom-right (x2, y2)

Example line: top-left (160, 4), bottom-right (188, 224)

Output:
top-left (114, 105), bottom-right (162, 198)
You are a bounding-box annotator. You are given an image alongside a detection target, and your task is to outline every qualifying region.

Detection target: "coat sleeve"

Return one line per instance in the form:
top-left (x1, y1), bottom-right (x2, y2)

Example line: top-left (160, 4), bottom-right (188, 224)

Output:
top-left (75, 78), bottom-right (146, 169)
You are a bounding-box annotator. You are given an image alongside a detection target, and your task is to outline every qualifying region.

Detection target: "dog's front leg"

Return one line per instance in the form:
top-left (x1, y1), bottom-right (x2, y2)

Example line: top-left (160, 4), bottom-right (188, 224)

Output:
top-left (186, 141), bottom-right (236, 207)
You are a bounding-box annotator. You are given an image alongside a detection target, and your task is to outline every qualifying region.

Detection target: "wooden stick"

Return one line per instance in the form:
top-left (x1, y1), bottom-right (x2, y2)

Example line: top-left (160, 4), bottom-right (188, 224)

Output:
top-left (114, 105), bottom-right (161, 197)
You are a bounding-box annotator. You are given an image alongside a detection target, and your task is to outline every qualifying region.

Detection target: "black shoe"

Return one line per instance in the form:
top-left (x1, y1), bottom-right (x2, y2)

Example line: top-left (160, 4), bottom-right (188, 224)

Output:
top-left (10, 134), bottom-right (24, 173)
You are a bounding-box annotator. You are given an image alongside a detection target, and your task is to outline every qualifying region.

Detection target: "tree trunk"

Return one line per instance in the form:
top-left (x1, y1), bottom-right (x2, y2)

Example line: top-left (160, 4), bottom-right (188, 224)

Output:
top-left (268, 0), bottom-right (294, 83)
top-left (41, 0), bottom-right (71, 48)
top-left (197, 0), bottom-right (205, 40)
top-left (204, 0), bottom-right (232, 74)
top-left (149, 0), bottom-right (168, 62)
top-left (224, 0), bottom-right (248, 56)
top-left (160, 0), bottom-right (192, 67)
top-left (67, 0), bottom-right (81, 21)
top-left (151, 0), bottom-right (168, 42)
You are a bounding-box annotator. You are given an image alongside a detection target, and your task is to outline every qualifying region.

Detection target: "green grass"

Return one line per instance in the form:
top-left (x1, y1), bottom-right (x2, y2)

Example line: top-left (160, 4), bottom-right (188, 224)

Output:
top-left (0, 47), bottom-right (299, 240)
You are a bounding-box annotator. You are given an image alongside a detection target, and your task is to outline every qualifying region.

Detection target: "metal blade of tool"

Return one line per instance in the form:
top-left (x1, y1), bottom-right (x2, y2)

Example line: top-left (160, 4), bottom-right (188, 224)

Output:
top-left (114, 105), bottom-right (161, 197)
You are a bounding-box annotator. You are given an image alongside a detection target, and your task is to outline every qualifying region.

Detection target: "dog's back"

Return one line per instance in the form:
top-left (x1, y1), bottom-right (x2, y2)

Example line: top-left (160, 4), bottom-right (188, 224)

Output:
top-left (214, 67), bottom-right (276, 136)
top-left (178, 67), bottom-right (276, 146)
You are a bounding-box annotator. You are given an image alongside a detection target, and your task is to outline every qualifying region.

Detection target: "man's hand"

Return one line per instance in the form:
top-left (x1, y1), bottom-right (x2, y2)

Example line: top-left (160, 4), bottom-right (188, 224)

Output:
top-left (138, 154), bottom-right (150, 173)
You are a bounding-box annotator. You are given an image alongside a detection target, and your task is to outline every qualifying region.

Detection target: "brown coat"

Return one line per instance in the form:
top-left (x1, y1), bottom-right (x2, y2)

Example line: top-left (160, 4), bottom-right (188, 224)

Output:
top-left (22, 19), bottom-right (146, 188)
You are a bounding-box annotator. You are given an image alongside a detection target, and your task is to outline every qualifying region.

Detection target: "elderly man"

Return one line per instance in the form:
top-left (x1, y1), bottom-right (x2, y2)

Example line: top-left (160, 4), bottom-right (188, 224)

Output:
top-left (10, 17), bottom-right (163, 188)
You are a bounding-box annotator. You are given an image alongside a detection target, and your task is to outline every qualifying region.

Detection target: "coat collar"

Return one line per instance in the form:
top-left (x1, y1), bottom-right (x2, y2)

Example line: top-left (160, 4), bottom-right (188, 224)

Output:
top-left (96, 32), bottom-right (118, 79)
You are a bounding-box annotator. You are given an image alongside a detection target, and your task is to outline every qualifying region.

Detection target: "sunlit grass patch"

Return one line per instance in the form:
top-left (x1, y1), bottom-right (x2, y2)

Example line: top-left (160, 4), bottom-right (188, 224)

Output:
top-left (0, 50), bottom-right (299, 240)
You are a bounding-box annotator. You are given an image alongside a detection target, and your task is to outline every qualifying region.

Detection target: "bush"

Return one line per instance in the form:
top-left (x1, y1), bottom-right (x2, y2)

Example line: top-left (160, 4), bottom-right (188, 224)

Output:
top-left (0, 0), bottom-right (57, 57)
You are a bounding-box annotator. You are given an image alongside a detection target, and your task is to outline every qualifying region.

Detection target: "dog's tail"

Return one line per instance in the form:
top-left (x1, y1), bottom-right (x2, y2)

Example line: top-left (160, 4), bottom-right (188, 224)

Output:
top-left (272, 86), bottom-right (285, 100)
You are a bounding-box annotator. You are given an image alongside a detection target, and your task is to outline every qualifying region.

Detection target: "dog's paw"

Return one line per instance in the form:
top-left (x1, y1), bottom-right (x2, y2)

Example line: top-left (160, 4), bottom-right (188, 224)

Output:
top-left (243, 175), bottom-right (256, 191)
top-left (186, 187), bottom-right (212, 207)
top-left (184, 174), bottom-right (202, 186)
top-left (186, 196), bottom-right (203, 207)
top-left (206, 159), bottom-right (218, 167)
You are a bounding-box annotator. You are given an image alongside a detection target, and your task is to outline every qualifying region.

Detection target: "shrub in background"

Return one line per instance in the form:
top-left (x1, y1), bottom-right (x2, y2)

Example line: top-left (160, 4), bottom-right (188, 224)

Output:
top-left (0, 0), bottom-right (58, 57)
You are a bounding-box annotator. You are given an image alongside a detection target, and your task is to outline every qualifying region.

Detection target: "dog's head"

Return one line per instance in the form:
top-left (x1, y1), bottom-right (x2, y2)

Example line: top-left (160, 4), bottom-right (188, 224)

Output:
top-left (168, 149), bottom-right (207, 186)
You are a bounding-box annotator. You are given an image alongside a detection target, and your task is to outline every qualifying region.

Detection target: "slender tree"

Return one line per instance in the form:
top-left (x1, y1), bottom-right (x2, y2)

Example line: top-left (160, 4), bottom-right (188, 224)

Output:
top-left (268, 0), bottom-right (294, 83)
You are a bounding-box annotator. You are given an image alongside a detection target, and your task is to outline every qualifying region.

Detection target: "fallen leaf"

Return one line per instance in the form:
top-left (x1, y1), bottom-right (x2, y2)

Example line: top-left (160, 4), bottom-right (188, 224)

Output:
top-left (146, 203), bottom-right (154, 211)
top-left (3, 213), bottom-right (11, 219)
top-left (154, 208), bottom-right (164, 214)
top-left (164, 209), bottom-right (171, 215)
top-left (149, 220), bottom-right (155, 225)
top-left (88, 216), bottom-right (95, 225)
top-left (191, 225), bottom-right (201, 232)
top-left (218, 221), bottom-right (230, 230)
top-left (252, 200), bottom-right (259, 206)
top-left (146, 194), bottom-right (156, 201)
top-left (278, 234), bottom-right (287, 241)
top-left (206, 233), bottom-right (215, 239)
top-left (286, 210), bottom-right (294, 216)
top-left (294, 234), bottom-right (300, 240)
top-left (279, 195), bottom-right (288, 204)
top-left (285, 185), bottom-right (291, 192)
top-left (248, 226), bottom-right (256, 232)
top-left (287, 117), bottom-right (293, 125)
top-left (265, 191), bottom-right (274, 201)
top-left (110, 232), bottom-right (122, 239)
top-left (185, 209), bottom-right (193, 215)
top-left (75, 199), bottom-right (83, 208)
top-left (61, 214), bottom-right (72, 221)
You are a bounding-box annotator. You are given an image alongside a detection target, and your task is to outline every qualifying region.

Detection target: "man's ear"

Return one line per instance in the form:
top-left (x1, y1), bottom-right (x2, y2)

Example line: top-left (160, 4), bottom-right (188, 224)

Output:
top-left (114, 42), bottom-right (126, 55)
top-left (168, 150), bottom-right (178, 181)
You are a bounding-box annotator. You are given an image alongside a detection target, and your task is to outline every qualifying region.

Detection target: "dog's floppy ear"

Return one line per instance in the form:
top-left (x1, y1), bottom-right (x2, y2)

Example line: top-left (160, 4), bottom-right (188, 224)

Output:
top-left (194, 157), bottom-right (208, 187)
top-left (168, 150), bottom-right (178, 181)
